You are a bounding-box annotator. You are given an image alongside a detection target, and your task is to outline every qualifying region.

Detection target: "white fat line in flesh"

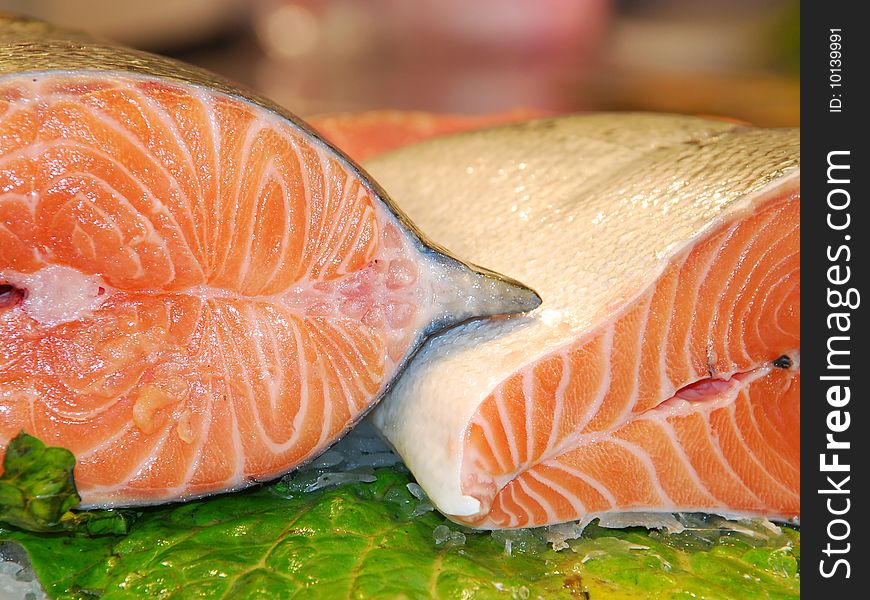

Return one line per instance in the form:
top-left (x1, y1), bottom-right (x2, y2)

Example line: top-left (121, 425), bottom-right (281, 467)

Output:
top-left (42, 388), bottom-right (125, 422)
top-left (723, 398), bottom-right (799, 501)
top-left (0, 191), bottom-right (39, 218)
top-left (700, 406), bottom-right (764, 506)
top-left (211, 305), bottom-right (247, 486)
top-left (223, 302), bottom-right (306, 456)
top-left (289, 138), bottom-right (320, 280)
top-left (237, 131), bottom-right (300, 289)
top-left (241, 303), bottom-right (275, 412)
top-left (287, 316), bottom-right (312, 450)
top-left (322, 156), bottom-right (364, 275)
top-left (333, 199), bottom-right (374, 277)
top-left (707, 209), bottom-right (781, 370)
top-left (757, 263), bottom-right (800, 342)
top-left (133, 83), bottom-right (207, 207)
top-left (226, 377), bottom-right (247, 487)
top-left (318, 183), bottom-right (361, 276)
top-left (74, 422), bottom-right (135, 462)
top-left (70, 222), bottom-right (97, 260)
top-left (233, 150), bottom-right (270, 287)
top-left (0, 220), bottom-right (29, 255)
top-left (543, 353), bottom-right (570, 456)
top-left (702, 216), bottom-right (773, 368)
top-left (44, 149), bottom-right (184, 284)
top-left (169, 383), bottom-right (214, 501)
top-left (545, 460), bottom-right (618, 511)
top-left (772, 272), bottom-right (800, 339)
top-left (741, 257), bottom-right (800, 354)
top-left (208, 118), bottom-right (250, 282)
top-left (76, 101), bottom-right (204, 271)
top-left (347, 193), bottom-right (377, 274)
top-left (129, 80), bottom-right (207, 260)
top-left (750, 261), bottom-right (798, 344)
top-left (737, 374), bottom-right (799, 470)
top-left (515, 476), bottom-right (559, 524)
top-left (337, 319), bottom-right (385, 388)
top-left (506, 485), bottom-right (529, 528)
top-left (224, 304), bottom-right (273, 450)
top-left (480, 396), bottom-right (514, 474)
top-left (0, 139), bottom-right (60, 166)
top-left (724, 236), bottom-right (790, 366)
top-left (655, 419), bottom-right (719, 504)
top-left (658, 254), bottom-right (688, 396)
top-left (501, 485), bottom-right (524, 528)
top-left (9, 139), bottom-right (176, 270)
top-left (306, 320), bottom-right (362, 426)
top-left (522, 362), bottom-right (535, 472)
top-left (250, 303), bottom-right (285, 415)
top-left (313, 339), bottom-right (334, 449)
top-left (312, 154), bottom-right (353, 271)
top-left (22, 387), bottom-right (38, 434)
top-left (609, 292), bottom-right (653, 432)
top-left (259, 161), bottom-right (295, 292)
top-left (746, 383), bottom-right (802, 482)
top-left (487, 485), bottom-right (512, 526)
top-left (63, 182), bottom-right (147, 281)
top-left (315, 168), bottom-right (360, 276)
top-left (329, 321), bottom-right (381, 401)
top-left (332, 323), bottom-right (380, 404)
top-left (494, 386), bottom-right (520, 471)
top-left (126, 419), bottom-right (176, 488)
top-left (571, 324), bottom-right (616, 434)
top-left (526, 467), bottom-right (588, 520)
top-left (683, 223), bottom-right (737, 377)
top-left (214, 120), bottom-right (260, 283)
top-left (472, 409), bottom-right (507, 474)
top-left (199, 88), bottom-right (221, 274)
top-left (609, 437), bottom-right (675, 507)
top-left (302, 142), bottom-right (331, 281)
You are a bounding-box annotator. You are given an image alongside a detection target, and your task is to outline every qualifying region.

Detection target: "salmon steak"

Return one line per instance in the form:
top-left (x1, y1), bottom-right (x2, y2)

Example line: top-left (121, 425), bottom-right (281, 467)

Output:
top-left (363, 114), bottom-right (800, 529)
top-left (0, 18), bottom-right (539, 506)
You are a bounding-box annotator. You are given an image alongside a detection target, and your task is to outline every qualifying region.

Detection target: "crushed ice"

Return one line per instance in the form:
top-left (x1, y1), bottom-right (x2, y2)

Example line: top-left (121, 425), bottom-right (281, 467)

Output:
top-left (537, 512), bottom-right (790, 552)
top-left (0, 543), bottom-right (46, 600)
top-left (432, 524), bottom-right (466, 547)
top-left (303, 472), bottom-right (377, 492)
top-left (282, 419), bottom-right (413, 495)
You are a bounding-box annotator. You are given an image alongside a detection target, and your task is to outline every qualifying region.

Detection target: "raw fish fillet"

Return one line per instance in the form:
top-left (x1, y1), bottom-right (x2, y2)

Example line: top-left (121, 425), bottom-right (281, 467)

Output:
top-left (363, 114), bottom-right (799, 528)
top-left (0, 17), bottom-right (538, 506)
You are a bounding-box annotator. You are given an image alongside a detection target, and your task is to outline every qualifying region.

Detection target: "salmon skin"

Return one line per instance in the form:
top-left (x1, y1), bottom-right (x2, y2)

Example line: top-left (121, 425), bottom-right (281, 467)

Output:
top-left (364, 114), bottom-right (800, 529)
top-left (0, 16), bottom-right (540, 507)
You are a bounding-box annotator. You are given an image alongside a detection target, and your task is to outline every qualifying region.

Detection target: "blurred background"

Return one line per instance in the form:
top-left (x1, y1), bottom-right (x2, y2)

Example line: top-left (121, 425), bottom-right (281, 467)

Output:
top-left (1, 0), bottom-right (799, 125)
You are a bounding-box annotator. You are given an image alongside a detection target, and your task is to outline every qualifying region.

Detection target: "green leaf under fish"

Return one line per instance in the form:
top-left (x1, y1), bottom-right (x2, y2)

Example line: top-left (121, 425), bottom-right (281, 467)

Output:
top-left (1, 440), bottom-right (799, 599)
top-left (0, 433), bottom-right (134, 536)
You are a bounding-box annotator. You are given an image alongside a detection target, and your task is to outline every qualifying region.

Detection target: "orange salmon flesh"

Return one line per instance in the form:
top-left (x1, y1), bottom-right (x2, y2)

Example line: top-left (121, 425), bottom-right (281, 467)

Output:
top-left (0, 76), bottom-right (537, 505)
